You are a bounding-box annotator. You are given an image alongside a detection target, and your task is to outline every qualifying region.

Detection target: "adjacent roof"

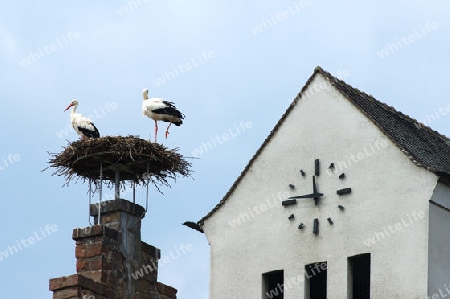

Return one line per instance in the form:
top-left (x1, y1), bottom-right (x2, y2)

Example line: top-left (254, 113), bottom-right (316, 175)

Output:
top-left (198, 66), bottom-right (450, 225)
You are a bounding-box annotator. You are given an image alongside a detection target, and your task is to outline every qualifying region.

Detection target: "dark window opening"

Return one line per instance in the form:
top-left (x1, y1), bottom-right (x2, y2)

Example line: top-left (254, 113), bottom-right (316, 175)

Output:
top-left (305, 261), bottom-right (327, 299)
top-left (263, 270), bottom-right (284, 299)
top-left (348, 253), bottom-right (371, 299)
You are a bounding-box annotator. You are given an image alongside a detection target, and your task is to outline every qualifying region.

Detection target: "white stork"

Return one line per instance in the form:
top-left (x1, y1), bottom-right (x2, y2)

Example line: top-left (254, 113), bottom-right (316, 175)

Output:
top-left (64, 100), bottom-right (100, 140)
top-left (142, 89), bottom-right (184, 143)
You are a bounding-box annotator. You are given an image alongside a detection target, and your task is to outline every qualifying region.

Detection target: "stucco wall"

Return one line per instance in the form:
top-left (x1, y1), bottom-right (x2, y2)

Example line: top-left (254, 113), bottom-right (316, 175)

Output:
top-left (428, 183), bottom-right (450, 297)
top-left (203, 74), bottom-right (438, 299)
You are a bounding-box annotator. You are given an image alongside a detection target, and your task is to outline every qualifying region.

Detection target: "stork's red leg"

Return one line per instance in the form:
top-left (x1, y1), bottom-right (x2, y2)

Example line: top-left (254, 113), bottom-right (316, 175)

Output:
top-left (154, 120), bottom-right (158, 143)
top-left (165, 122), bottom-right (173, 139)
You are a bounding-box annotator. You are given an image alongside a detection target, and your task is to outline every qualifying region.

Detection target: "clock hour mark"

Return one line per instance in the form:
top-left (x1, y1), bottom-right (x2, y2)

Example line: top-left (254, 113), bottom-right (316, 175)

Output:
top-left (313, 218), bottom-right (319, 235)
top-left (300, 169), bottom-right (305, 176)
top-left (289, 184), bottom-right (295, 189)
top-left (282, 199), bottom-right (297, 206)
top-left (339, 173), bottom-right (345, 179)
top-left (338, 205), bottom-right (345, 210)
top-left (329, 163), bottom-right (334, 169)
top-left (337, 188), bottom-right (352, 195)
top-left (315, 159), bottom-right (320, 176)
top-left (298, 223), bottom-right (304, 229)
top-left (288, 214), bottom-right (294, 220)
top-left (327, 217), bottom-right (333, 225)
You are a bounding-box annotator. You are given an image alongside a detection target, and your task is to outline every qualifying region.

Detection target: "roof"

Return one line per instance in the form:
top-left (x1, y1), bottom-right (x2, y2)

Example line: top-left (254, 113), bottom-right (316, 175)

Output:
top-left (198, 66), bottom-right (450, 225)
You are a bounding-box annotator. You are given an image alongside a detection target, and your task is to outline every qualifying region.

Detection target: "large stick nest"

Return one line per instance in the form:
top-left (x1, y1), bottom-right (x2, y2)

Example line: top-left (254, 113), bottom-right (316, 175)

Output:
top-left (45, 136), bottom-right (191, 189)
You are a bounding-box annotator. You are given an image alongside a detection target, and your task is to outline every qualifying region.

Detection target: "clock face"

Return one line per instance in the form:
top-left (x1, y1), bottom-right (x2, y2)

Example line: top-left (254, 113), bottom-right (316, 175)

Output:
top-left (281, 159), bottom-right (352, 235)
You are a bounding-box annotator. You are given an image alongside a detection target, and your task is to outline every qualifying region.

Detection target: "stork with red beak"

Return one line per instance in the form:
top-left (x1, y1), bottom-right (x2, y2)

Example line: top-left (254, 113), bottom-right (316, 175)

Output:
top-left (142, 89), bottom-right (184, 143)
top-left (64, 100), bottom-right (100, 140)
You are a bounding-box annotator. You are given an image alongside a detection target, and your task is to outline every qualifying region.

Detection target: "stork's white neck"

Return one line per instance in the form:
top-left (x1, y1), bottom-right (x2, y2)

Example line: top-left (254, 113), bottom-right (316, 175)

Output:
top-left (143, 90), bottom-right (149, 100)
top-left (71, 103), bottom-right (78, 115)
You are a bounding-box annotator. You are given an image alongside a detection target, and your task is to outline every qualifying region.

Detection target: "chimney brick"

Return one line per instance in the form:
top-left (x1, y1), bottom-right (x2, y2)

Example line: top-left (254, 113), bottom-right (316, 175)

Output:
top-left (50, 199), bottom-right (177, 298)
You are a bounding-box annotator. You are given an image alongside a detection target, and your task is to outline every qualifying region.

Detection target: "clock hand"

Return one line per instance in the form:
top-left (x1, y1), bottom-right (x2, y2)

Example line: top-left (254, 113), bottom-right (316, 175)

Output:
top-left (312, 175), bottom-right (320, 205)
top-left (288, 192), bottom-right (324, 199)
top-left (282, 176), bottom-right (324, 206)
top-left (312, 175), bottom-right (317, 194)
top-left (282, 192), bottom-right (324, 206)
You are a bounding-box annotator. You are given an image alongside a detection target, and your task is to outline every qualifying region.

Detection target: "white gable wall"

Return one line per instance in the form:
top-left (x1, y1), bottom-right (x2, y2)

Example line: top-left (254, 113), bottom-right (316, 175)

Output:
top-left (203, 74), bottom-right (438, 299)
top-left (428, 182), bottom-right (450, 297)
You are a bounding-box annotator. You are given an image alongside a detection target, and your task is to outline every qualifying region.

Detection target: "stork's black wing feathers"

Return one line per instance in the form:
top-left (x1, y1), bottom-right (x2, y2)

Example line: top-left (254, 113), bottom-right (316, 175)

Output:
top-left (77, 124), bottom-right (100, 138)
top-left (151, 101), bottom-right (185, 120)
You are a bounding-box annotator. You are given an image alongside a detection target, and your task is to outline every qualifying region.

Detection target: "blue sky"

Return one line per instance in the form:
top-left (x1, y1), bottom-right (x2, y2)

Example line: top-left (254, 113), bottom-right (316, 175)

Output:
top-left (0, 1), bottom-right (449, 298)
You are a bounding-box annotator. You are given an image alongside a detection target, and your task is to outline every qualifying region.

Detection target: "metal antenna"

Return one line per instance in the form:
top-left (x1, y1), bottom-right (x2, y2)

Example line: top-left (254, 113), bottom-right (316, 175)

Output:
top-left (114, 165), bottom-right (120, 200)
top-left (135, 162), bottom-right (150, 227)
top-left (88, 179), bottom-right (93, 226)
top-left (145, 162), bottom-right (149, 212)
top-left (98, 162), bottom-right (103, 225)
top-left (132, 180), bottom-right (136, 215)
top-left (132, 181), bottom-right (136, 205)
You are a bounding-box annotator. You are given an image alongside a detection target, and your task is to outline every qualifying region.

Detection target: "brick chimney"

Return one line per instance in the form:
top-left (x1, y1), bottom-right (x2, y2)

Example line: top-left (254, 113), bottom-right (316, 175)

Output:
top-left (49, 199), bottom-right (177, 299)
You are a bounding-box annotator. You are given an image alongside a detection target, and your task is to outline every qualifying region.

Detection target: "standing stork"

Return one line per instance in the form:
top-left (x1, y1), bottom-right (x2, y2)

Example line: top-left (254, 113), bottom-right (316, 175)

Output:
top-left (64, 100), bottom-right (100, 140)
top-left (142, 89), bottom-right (184, 143)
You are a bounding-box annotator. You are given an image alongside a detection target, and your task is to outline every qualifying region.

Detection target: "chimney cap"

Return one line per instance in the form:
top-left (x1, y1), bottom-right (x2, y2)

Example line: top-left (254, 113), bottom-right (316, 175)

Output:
top-left (90, 199), bottom-right (145, 217)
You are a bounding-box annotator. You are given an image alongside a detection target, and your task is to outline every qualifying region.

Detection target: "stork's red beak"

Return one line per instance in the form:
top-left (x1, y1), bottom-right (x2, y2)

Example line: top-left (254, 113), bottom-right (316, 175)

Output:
top-left (64, 103), bottom-right (73, 111)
